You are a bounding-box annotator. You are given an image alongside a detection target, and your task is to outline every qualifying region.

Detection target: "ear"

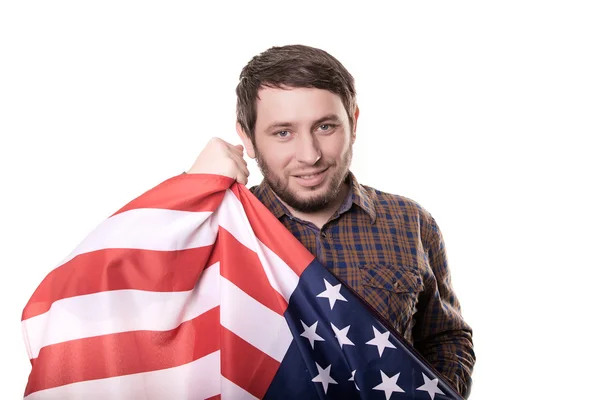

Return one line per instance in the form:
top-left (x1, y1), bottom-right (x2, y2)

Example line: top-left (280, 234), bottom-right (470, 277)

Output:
top-left (236, 122), bottom-right (256, 159)
top-left (351, 105), bottom-right (360, 144)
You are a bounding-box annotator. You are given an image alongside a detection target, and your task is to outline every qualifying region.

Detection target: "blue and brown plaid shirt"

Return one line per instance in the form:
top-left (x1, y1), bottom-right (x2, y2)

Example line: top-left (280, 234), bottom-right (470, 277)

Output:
top-left (250, 172), bottom-right (475, 397)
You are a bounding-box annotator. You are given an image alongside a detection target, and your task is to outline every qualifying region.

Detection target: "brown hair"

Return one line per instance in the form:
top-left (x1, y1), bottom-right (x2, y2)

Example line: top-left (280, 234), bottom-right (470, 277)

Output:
top-left (236, 44), bottom-right (357, 142)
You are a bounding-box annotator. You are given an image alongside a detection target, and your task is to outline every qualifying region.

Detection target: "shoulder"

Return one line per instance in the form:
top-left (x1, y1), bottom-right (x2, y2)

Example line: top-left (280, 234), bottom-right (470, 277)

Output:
top-left (362, 184), bottom-right (433, 220)
top-left (360, 183), bottom-right (439, 239)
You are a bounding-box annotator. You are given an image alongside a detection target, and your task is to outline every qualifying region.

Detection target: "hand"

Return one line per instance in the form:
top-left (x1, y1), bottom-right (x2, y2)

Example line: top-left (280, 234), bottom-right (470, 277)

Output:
top-left (187, 137), bottom-right (250, 185)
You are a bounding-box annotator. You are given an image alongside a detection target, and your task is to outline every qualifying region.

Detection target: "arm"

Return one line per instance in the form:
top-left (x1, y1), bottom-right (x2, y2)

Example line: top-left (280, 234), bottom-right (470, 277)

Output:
top-left (413, 216), bottom-right (476, 398)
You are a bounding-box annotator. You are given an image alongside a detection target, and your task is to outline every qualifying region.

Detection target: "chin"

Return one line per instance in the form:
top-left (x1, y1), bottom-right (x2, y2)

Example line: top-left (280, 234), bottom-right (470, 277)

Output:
top-left (293, 181), bottom-right (337, 201)
top-left (292, 190), bottom-right (327, 202)
top-left (290, 181), bottom-right (329, 194)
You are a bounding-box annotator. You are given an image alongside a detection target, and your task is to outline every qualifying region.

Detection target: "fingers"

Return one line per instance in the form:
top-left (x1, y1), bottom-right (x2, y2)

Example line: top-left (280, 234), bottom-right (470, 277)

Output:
top-left (227, 144), bottom-right (250, 185)
top-left (233, 158), bottom-right (249, 185)
top-left (187, 137), bottom-right (250, 185)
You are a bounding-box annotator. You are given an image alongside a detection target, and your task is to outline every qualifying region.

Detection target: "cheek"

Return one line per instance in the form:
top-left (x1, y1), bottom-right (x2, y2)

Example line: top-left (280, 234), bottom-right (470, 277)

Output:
top-left (322, 134), bottom-right (351, 159)
top-left (263, 149), bottom-right (294, 172)
top-left (256, 140), bottom-right (294, 169)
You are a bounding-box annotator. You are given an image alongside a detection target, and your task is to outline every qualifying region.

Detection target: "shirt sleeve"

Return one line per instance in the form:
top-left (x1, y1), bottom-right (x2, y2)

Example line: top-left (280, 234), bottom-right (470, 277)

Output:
top-left (413, 215), bottom-right (476, 398)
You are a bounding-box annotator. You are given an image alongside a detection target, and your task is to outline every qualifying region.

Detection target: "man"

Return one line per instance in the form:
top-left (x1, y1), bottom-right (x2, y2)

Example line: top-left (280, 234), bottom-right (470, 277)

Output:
top-left (187, 44), bottom-right (475, 397)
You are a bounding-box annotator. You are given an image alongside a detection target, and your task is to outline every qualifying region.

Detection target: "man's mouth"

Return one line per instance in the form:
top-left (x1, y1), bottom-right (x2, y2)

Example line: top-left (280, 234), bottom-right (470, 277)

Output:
top-left (292, 168), bottom-right (329, 186)
top-left (294, 168), bottom-right (328, 179)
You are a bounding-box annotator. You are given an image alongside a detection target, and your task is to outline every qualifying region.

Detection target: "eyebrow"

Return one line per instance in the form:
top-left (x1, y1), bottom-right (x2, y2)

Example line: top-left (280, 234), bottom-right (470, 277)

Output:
top-left (265, 114), bottom-right (343, 132)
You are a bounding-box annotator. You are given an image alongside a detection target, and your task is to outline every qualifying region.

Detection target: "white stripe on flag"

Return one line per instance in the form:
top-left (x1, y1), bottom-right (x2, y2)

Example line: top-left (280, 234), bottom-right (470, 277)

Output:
top-left (220, 276), bottom-right (293, 363)
top-left (257, 242), bottom-right (301, 302)
top-left (218, 190), bottom-right (300, 301)
top-left (24, 263), bottom-right (221, 359)
top-left (60, 208), bottom-right (216, 265)
top-left (24, 351), bottom-right (222, 400)
top-left (221, 376), bottom-right (260, 400)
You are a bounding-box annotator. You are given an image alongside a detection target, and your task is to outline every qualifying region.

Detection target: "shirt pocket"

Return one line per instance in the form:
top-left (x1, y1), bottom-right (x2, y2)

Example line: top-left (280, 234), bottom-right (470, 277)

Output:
top-left (359, 264), bottom-right (424, 340)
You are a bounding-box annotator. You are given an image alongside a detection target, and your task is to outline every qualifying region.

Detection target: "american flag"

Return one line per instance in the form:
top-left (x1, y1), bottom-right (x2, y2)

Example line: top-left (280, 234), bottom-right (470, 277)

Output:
top-left (21, 173), bottom-right (462, 399)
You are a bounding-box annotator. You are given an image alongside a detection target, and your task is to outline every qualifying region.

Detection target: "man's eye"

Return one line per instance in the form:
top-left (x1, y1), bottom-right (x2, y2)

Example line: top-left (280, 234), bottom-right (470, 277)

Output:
top-left (319, 124), bottom-right (334, 131)
top-left (276, 130), bottom-right (290, 138)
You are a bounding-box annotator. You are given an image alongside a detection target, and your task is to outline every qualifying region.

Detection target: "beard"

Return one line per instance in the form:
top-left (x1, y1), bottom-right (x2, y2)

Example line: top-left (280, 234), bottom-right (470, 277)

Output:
top-left (255, 146), bottom-right (353, 213)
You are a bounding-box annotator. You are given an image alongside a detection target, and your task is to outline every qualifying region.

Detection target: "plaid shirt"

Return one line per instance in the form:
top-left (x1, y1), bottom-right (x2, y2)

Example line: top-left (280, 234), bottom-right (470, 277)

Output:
top-left (250, 172), bottom-right (475, 397)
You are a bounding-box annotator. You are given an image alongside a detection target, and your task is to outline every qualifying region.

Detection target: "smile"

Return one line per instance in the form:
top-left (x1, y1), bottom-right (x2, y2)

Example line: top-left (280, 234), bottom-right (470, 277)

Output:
top-left (294, 168), bottom-right (328, 179)
top-left (292, 168), bottom-right (329, 187)
top-left (298, 172), bottom-right (324, 179)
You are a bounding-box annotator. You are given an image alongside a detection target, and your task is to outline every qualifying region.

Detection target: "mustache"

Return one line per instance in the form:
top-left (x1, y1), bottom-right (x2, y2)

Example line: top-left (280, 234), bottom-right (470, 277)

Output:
top-left (287, 160), bottom-right (335, 173)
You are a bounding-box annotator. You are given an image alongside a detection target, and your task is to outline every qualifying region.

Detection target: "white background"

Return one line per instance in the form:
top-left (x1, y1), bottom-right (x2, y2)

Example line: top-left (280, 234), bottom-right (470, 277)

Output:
top-left (1, 1), bottom-right (599, 399)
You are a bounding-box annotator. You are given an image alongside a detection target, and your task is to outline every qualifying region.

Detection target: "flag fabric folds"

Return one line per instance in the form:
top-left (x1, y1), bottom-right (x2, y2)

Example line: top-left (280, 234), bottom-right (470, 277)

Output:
top-left (21, 173), bottom-right (461, 399)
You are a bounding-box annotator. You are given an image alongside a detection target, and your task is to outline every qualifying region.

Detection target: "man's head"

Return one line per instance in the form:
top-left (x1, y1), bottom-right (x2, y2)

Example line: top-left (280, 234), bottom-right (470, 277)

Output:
top-left (235, 44), bottom-right (359, 213)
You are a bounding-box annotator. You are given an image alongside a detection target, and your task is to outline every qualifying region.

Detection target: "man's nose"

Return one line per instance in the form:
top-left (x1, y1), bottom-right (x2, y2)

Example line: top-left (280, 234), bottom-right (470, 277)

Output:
top-left (295, 133), bottom-right (322, 165)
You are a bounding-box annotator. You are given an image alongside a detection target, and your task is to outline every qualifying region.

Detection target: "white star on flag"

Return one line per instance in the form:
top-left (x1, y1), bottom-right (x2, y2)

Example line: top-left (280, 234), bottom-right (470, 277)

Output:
top-left (300, 320), bottom-right (325, 349)
top-left (373, 371), bottom-right (404, 400)
top-left (331, 322), bottom-right (355, 348)
top-left (311, 362), bottom-right (337, 394)
top-left (316, 279), bottom-right (347, 309)
top-left (417, 373), bottom-right (445, 399)
top-left (349, 369), bottom-right (359, 391)
top-left (366, 326), bottom-right (396, 356)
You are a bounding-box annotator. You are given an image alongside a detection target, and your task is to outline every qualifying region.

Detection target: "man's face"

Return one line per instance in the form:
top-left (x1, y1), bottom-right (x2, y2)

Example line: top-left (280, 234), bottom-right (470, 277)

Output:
top-left (244, 87), bottom-right (356, 213)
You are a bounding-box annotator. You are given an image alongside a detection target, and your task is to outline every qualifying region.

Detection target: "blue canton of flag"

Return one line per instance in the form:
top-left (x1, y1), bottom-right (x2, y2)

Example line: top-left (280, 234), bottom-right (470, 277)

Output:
top-left (265, 259), bottom-right (462, 400)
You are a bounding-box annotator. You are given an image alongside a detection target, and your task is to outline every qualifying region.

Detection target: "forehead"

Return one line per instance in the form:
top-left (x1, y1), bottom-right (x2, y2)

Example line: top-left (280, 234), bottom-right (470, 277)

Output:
top-left (255, 87), bottom-right (346, 126)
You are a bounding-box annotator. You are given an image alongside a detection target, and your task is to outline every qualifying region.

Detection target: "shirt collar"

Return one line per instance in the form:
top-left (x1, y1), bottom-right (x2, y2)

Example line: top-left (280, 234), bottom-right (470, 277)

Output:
top-left (252, 171), bottom-right (377, 224)
top-left (251, 179), bottom-right (290, 220)
top-left (348, 171), bottom-right (377, 224)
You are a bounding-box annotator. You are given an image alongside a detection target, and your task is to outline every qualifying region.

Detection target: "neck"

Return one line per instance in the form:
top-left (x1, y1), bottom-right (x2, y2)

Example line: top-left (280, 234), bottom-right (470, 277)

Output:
top-left (276, 183), bottom-right (350, 230)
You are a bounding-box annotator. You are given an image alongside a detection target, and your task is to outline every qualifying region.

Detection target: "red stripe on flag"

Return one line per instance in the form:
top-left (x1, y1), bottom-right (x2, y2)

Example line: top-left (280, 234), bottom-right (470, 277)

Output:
top-left (113, 174), bottom-right (234, 216)
top-left (221, 327), bottom-right (280, 399)
top-left (232, 185), bottom-right (314, 276)
top-left (219, 227), bottom-right (288, 315)
top-left (25, 306), bottom-right (220, 396)
top-left (22, 246), bottom-right (213, 320)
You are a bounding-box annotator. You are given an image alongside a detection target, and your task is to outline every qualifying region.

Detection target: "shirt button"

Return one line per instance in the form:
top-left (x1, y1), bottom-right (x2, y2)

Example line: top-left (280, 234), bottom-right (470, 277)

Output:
top-left (393, 281), bottom-right (401, 289)
top-left (321, 231), bottom-right (328, 238)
